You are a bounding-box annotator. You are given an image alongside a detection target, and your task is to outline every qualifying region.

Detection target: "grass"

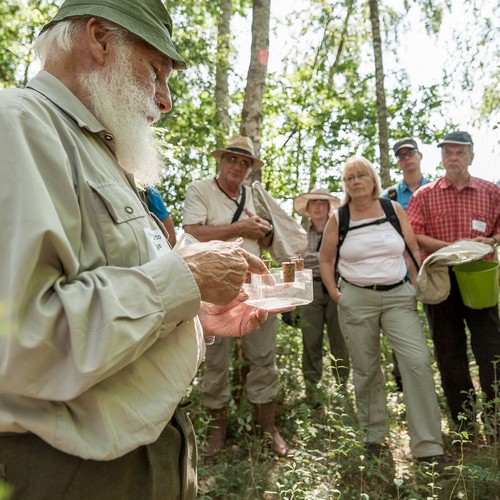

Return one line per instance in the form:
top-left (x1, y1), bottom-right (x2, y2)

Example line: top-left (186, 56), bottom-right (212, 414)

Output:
top-left (190, 306), bottom-right (500, 499)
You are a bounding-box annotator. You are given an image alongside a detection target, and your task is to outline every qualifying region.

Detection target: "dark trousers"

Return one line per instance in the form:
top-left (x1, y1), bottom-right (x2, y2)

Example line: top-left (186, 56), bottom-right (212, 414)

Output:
top-left (0, 407), bottom-right (197, 500)
top-left (425, 271), bottom-right (500, 424)
top-left (300, 279), bottom-right (350, 385)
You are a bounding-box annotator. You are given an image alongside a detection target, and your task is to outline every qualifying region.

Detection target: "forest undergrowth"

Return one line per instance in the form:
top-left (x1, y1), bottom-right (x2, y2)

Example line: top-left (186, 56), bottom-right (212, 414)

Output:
top-left (190, 306), bottom-right (500, 499)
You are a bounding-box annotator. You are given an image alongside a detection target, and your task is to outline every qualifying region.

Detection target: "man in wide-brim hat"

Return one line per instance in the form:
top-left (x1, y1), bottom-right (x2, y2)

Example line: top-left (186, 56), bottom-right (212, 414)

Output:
top-left (183, 135), bottom-right (289, 460)
top-left (210, 135), bottom-right (264, 171)
top-left (292, 188), bottom-right (349, 402)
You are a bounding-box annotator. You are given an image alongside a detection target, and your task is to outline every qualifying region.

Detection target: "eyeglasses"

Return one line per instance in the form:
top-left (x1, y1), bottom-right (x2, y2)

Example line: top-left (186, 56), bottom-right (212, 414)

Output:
top-left (344, 173), bottom-right (370, 183)
top-left (396, 149), bottom-right (417, 161)
top-left (222, 154), bottom-right (252, 169)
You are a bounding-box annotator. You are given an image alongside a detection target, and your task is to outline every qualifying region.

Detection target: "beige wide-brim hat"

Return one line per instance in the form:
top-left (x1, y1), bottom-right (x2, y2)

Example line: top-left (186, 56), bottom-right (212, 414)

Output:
top-left (293, 188), bottom-right (340, 216)
top-left (211, 135), bottom-right (263, 170)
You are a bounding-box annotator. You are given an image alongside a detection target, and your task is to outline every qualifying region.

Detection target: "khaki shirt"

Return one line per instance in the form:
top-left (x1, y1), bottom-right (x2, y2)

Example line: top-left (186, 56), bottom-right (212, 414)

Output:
top-left (183, 178), bottom-right (261, 256)
top-left (0, 71), bottom-right (205, 460)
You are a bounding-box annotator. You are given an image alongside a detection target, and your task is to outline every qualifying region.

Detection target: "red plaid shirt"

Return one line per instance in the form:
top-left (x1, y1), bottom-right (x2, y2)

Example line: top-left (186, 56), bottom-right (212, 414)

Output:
top-left (407, 175), bottom-right (500, 258)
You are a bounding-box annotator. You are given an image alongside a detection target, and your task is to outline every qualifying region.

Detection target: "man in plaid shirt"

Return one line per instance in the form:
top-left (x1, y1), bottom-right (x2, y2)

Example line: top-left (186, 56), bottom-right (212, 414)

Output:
top-left (407, 131), bottom-right (500, 436)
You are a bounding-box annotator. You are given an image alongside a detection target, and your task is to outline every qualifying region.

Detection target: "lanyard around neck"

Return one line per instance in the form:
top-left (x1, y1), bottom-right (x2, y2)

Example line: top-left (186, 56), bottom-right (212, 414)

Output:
top-left (214, 177), bottom-right (247, 223)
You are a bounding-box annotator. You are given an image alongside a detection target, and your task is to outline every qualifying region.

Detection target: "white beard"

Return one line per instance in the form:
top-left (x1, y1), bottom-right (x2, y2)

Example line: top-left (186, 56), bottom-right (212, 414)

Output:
top-left (78, 44), bottom-right (164, 186)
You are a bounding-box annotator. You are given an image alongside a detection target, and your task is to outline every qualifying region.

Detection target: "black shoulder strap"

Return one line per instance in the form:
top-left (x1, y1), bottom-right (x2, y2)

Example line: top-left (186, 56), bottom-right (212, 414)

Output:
top-left (387, 187), bottom-right (398, 201)
top-left (214, 177), bottom-right (247, 223)
top-left (379, 198), bottom-right (420, 270)
top-left (379, 198), bottom-right (402, 234)
top-left (231, 186), bottom-right (246, 223)
top-left (334, 205), bottom-right (350, 278)
top-left (337, 204), bottom-right (350, 248)
top-left (334, 199), bottom-right (419, 279)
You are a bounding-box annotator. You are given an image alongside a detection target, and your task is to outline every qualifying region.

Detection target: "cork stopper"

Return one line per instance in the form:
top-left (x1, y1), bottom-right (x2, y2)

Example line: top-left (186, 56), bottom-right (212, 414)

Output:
top-left (282, 261), bottom-right (296, 283)
top-left (291, 256), bottom-right (304, 271)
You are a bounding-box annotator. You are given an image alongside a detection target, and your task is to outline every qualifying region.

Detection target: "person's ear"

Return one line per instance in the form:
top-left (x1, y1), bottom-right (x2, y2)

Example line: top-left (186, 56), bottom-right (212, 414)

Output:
top-left (86, 18), bottom-right (114, 66)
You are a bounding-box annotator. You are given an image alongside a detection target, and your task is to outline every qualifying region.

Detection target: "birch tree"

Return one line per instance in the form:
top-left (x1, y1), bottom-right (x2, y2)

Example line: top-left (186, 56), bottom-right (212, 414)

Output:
top-left (240, 0), bottom-right (271, 183)
top-left (214, 0), bottom-right (232, 137)
top-left (368, 0), bottom-right (391, 188)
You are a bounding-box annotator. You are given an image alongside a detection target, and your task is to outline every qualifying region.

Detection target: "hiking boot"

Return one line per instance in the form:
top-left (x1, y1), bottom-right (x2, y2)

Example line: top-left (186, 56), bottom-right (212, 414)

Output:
top-left (416, 455), bottom-right (451, 474)
top-left (255, 401), bottom-right (289, 457)
top-left (204, 408), bottom-right (227, 460)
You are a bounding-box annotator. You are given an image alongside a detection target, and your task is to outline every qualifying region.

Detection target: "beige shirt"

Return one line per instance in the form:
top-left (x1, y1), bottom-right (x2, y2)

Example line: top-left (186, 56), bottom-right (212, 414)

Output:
top-left (0, 71), bottom-right (205, 460)
top-left (182, 178), bottom-right (261, 256)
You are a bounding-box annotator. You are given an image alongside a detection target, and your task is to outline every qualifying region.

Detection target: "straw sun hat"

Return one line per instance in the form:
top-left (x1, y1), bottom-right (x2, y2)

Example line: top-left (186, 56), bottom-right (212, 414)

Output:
top-left (210, 135), bottom-right (263, 170)
top-left (293, 188), bottom-right (340, 216)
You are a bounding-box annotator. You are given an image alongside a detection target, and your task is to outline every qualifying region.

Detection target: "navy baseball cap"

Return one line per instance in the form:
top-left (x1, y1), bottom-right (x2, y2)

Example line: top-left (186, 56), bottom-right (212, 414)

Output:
top-left (437, 131), bottom-right (474, 148)
top-left (393, 138), bottom-right (418, 155)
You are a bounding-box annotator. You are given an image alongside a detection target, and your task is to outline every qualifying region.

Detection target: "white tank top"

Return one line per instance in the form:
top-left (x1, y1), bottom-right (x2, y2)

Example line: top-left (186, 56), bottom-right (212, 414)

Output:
top-left (335, 210), bottom-right (407, 286)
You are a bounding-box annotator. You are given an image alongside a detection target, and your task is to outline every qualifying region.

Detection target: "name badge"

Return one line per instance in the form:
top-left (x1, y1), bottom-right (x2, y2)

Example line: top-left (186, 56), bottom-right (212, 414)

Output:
top-left (144, 228), bottom-right (170, 259)
top-left (472, 220), bottom-right (487, 233)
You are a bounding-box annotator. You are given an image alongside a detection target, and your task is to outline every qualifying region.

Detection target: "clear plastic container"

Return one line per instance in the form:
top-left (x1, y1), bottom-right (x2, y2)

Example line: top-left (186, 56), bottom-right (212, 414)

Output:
top-left (244, 268), bottom-right (313, 311)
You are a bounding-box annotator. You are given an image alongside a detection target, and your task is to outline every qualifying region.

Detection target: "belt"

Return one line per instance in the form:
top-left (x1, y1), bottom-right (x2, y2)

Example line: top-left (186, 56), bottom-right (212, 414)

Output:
top-left (341, 277), bottom-right (408, 291)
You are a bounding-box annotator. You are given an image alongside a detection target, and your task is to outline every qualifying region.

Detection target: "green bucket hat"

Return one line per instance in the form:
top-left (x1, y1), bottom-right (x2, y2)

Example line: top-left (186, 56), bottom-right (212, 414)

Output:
top-left (41, 0), bottom-right (186, 69)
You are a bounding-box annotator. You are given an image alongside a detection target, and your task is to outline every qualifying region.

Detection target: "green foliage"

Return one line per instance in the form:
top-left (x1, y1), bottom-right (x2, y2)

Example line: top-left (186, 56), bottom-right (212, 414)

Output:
top-left (189, 311), bottom-right (500, 499)
top-left (0, 480), bottom-right (12, 500)
top-left (0, 0), bottom-right (58, 88)
top-left (1, 0), bottom-right (496, 218)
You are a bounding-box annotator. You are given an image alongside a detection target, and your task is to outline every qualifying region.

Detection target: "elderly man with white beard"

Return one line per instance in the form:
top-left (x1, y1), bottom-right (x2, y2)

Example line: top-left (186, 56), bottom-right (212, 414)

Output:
top-left (0, 1), bottom-right (277, 499)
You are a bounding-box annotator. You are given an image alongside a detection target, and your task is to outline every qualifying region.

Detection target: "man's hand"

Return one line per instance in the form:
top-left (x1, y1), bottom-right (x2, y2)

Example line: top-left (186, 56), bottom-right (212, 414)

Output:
top-left (234, 209), bottom-right (272, 240)
top-left (178, 238), bottom-right (268, 305)
top-left (198, 292), bottom-right (268, 337)
top-left (198, 290), bottom-right (296, 337)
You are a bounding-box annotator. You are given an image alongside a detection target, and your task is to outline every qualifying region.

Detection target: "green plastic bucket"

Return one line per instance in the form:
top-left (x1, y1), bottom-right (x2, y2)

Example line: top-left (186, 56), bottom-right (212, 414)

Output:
top-left (452, 260), bottom-right (499, 309)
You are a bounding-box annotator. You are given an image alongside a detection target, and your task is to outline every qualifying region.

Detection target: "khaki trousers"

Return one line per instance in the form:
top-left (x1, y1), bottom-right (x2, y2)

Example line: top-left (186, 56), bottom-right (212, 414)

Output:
top-left (337, 280), bottom-right (443, 457)
top-left (203, 314), bottom-right (278, 408)
top-left (300, 279), bottom-right (350, 385)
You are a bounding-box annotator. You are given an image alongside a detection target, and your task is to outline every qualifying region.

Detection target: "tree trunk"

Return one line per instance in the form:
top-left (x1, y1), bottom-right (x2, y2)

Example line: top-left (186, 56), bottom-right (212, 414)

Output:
top-left (233, 0), bottom-right (272, 403)
top-left (241, 0), bottom-right (271, 184)
top-left (215, 0), bottom-right (232, 137)
top-left (368, 0), bottom-right (391, 188)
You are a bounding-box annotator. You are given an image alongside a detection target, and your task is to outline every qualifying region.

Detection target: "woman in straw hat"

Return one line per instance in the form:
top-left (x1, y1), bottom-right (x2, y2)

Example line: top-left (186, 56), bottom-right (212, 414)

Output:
top-left (293, 188), bottom-right (350, 402)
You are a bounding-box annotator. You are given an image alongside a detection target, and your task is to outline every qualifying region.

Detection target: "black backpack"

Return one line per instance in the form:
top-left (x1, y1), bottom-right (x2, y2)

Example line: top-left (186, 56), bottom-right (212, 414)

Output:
top-left (335, 198), bottom-right (419, 278)
top-left (387, 186), bottom-right (398, 201)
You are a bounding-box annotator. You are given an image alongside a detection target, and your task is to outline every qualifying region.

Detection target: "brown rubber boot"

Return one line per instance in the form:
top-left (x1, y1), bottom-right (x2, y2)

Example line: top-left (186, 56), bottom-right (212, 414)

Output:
top-left (254, 401), bottom-right (289, 457)
top-left (204, 408), bottom-right (227, 459)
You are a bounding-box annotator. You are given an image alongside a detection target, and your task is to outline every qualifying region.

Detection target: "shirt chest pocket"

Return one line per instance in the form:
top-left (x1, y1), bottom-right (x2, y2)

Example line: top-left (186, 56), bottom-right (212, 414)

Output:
top-left (88, 181), bottom-right (150, 267)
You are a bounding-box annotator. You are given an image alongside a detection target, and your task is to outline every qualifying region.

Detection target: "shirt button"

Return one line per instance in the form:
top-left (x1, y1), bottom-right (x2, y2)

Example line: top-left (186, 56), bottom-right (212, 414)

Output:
top-left (125, 207), bottom-right (134, 214)
top-left (104, 134), bottom-right (113, 141)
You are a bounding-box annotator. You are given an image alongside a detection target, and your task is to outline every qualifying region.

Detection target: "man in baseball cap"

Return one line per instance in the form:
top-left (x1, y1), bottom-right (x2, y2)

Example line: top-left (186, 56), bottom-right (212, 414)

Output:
top-left (382, 137), bottom-right (430, 210)
top-left (380, 137), bottom-right (431, 393)
top-left (407, 131), bottom-right (500, 435)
